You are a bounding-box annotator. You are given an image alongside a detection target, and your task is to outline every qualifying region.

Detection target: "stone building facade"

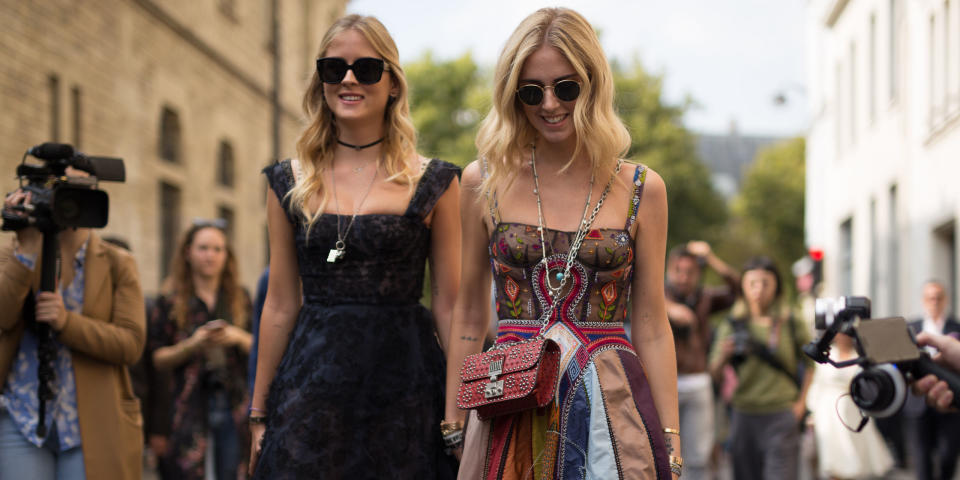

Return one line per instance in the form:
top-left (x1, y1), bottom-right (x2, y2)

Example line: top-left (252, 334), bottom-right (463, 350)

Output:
top-left (0, 0), bottom-right (347, 294)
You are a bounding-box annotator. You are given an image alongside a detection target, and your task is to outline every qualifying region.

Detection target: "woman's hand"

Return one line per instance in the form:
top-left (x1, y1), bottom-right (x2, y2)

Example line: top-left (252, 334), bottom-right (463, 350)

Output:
top-left (791, 399), bottom-right (807, 424)
top-left (187, 322), bottom-right (215, 347)
top-left (248, 422), bottom-right (266, 476)
top-left (36, 291), bottom-right (68, 330)
top-left (716, 337), bottom-right (735, 365)
top-left (205, 322), bottom-right (253, 351)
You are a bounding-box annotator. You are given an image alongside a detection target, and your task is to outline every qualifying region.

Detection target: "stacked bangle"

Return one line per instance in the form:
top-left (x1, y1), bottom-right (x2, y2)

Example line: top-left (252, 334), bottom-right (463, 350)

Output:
top-left (440, 420), bottom-right (464, 455)
top-left (248, 406), bottom-right (267, 425)
top-left (669, 455), bottom-right (683, 477)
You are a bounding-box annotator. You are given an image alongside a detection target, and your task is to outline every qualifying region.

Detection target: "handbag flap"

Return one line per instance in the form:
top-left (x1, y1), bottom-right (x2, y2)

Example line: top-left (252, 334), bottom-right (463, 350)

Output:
top-left (459, 337), bottom-right (549, 381)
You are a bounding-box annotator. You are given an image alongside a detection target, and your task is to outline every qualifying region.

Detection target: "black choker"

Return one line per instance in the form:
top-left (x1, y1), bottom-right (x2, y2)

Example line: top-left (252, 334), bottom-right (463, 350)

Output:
top-left (337, 137), bottom-right (385, 150)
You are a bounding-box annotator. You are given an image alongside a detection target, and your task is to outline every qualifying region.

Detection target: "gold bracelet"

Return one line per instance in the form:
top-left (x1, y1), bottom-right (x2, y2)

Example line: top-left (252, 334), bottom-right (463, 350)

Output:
top-left (669, 455), bottom-right (683, 467)
top-left (440, 420), bottom-right (463, 437)
top-left (663, 427), bottom-right (680, 436)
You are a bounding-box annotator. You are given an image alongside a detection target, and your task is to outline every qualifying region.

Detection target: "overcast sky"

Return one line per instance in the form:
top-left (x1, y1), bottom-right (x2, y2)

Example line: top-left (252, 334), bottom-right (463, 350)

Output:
top-left (346, 0), bottom-right (807, 137)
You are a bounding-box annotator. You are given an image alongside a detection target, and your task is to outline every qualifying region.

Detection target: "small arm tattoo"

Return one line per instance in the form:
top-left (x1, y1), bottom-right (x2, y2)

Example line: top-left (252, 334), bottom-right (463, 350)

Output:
top-left (460, 335), bottom-right (481, 342)
top-left (665, 436), bottom-right (675, 455)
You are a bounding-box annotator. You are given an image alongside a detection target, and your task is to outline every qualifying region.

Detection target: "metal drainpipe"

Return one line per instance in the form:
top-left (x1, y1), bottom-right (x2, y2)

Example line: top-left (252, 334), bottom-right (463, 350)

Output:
top-left (270, 0), bottom-right (281, 162)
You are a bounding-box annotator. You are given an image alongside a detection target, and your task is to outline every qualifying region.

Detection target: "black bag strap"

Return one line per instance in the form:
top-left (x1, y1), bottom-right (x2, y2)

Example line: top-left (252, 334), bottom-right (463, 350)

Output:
top-left (729, 316), bottom-right (802, 389)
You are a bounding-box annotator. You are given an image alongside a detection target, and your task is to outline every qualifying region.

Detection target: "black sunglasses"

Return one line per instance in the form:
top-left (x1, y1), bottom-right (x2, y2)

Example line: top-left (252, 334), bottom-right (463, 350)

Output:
top-left (316, 57), bottom-right (387, 85)
top-left (516, 79), bottom-right (581, 106)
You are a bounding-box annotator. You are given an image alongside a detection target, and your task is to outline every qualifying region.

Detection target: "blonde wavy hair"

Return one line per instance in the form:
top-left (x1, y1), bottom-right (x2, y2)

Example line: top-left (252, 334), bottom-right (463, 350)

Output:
top-left (289, 14), bottom-right (418, 237)
top-left (477, 7), bottom-right (631, 201)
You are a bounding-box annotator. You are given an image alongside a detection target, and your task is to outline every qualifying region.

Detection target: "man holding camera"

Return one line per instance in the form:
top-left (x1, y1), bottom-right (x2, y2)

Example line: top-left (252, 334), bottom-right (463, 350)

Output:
top-left (904, 280), bottom-right (960, 480)
top-left (0, 171), bottom-right (145, 479)
top-left (665, 241), bottom-right (739, 480)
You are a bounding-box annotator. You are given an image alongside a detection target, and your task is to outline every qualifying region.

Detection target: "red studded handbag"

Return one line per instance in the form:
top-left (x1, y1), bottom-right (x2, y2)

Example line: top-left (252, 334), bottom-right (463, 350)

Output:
top-left (456, 336), bottom-right (561, 419)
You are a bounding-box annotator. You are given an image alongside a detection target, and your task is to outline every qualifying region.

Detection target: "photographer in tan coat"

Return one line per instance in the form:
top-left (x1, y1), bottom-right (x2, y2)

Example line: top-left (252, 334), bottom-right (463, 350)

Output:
top-left (0, 186), bottom-right (145, 480)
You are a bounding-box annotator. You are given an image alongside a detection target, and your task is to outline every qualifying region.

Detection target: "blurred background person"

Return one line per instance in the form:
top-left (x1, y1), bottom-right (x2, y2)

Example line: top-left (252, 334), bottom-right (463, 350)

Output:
top-left (903, 280), bottom-right (960, 480)
top-left (0, 184), bottom-right (146, 479)
top-left (709, 256), bottom-right (813, 480)
top-left (805, 332), bottom-right (893, 480)
top-left (148, 220), bottom-right (252, 480)
top-left (665, 240), bottom-right (739, 480)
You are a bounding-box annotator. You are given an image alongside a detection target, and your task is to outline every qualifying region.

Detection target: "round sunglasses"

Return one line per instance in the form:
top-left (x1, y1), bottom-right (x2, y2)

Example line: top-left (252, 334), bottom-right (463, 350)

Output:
top-left (516, 79), bottom-right (581, 106)
top-left (316, 57), bottom-right (388, 85)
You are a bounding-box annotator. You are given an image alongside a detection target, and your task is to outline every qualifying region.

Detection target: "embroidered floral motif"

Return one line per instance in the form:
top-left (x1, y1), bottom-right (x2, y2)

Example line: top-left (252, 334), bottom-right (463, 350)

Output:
top-left (613, 231), bottom-right (630, 247)
top-left (598, 281), bottom-right (618, 321)
top-left (503, 276), bottom-right (523, 317)
top-left (498, 238), bottom-right (509, 256)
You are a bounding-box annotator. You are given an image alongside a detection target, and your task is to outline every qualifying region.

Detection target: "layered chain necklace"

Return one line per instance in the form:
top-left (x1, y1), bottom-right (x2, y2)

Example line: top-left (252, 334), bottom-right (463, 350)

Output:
top-left (530, 145), bottom-right (620, 301)
top-left (327, 157), bottom-right (379, 263)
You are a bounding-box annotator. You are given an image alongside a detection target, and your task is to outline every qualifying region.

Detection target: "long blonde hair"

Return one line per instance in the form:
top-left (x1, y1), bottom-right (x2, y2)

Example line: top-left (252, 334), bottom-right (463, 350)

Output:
top-left (289, 14), bottom-right (418, 236)
top-left (476, 7), bottom-right (630, 200)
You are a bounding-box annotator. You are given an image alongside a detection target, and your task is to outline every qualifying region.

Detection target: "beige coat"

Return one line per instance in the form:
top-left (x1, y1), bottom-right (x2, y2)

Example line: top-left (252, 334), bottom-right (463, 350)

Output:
top-left (0, 233), bottom-right (145, 480)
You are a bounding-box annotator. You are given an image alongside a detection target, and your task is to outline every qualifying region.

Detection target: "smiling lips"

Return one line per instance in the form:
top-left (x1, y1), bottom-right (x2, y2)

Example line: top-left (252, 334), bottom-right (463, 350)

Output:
top-left (543, 113), bottom-right (567, 125)
top-left (339, 93), bottom-right (364, 103)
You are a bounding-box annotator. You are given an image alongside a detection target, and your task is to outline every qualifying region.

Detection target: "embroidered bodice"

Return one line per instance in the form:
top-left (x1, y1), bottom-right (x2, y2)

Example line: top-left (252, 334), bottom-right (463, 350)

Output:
top-left (489, 165), bottom-right (647, 334)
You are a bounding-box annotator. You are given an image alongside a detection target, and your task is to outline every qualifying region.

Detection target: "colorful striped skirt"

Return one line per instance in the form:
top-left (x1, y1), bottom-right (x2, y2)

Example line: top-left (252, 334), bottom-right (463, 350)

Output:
top-left (458, 320), bottom-right (671, 479)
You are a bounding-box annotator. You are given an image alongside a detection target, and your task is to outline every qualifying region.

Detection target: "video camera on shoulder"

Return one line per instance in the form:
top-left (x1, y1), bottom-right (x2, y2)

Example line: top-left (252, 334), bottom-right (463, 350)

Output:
top-left (2, 142), bottom-right (125, 232)
top-left (804, 296), bottom-right (960, 420)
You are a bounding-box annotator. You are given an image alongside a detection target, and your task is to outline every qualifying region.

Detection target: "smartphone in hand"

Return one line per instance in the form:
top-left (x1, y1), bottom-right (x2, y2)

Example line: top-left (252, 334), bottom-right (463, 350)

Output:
top-left (204, 319), bottom-right (227, 330)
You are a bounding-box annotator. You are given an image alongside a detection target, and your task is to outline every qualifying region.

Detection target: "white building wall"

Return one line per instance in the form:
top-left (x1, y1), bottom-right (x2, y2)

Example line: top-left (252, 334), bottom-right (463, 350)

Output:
top-left (806, 0), bottom-right (960, 318)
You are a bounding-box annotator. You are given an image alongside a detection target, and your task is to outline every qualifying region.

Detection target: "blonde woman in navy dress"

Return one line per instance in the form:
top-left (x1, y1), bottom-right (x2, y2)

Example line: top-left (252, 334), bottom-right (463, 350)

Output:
top-left (248, 14), bottom-right (461, 479)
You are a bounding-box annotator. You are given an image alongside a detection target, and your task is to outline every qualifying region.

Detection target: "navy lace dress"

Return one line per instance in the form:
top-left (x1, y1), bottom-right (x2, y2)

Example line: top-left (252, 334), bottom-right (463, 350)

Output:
top-left (253, 159), bottom-right (460, 480)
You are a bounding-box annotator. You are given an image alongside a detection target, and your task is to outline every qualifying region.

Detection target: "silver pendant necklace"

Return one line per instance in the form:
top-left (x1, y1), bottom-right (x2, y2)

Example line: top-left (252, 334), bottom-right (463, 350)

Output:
top-left (328, 157), bottom-right (379, 263)
top-left (530, 145), bottom-right (621, 298)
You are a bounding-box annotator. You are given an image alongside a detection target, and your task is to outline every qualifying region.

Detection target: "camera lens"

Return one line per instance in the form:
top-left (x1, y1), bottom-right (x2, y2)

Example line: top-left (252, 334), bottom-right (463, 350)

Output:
top-left (57, 197), bottom-right (81, 221)
top-left (849, 364), bottom-right (907, 418)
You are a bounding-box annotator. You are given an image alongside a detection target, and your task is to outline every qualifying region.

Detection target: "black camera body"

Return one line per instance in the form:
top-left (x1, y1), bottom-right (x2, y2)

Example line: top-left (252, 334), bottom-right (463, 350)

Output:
top-left (2, 143), bottom-right (124, 233)
top-left (804, 296), bottom-right (960, 419)
top-left (730, 326), bottom-right (753, 365)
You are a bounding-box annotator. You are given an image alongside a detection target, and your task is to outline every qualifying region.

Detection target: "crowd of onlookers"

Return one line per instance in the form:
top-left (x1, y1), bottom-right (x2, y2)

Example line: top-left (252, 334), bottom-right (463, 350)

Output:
top-left (664, 240), bottom-right (960, 480)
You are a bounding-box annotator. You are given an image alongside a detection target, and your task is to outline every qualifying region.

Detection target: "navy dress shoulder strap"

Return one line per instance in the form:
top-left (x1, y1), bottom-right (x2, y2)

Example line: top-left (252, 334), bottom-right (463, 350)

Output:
top-left (262, 159), bottom-right (298, 225)
top-left (405, 159), bottom-right (461, 221)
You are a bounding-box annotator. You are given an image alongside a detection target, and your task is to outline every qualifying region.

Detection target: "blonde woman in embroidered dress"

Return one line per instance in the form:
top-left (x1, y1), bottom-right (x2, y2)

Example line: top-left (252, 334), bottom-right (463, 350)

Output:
top-left (248, 14), bottom-right (461, 479)
top-left (443, 7), bottom-right (680, 479)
